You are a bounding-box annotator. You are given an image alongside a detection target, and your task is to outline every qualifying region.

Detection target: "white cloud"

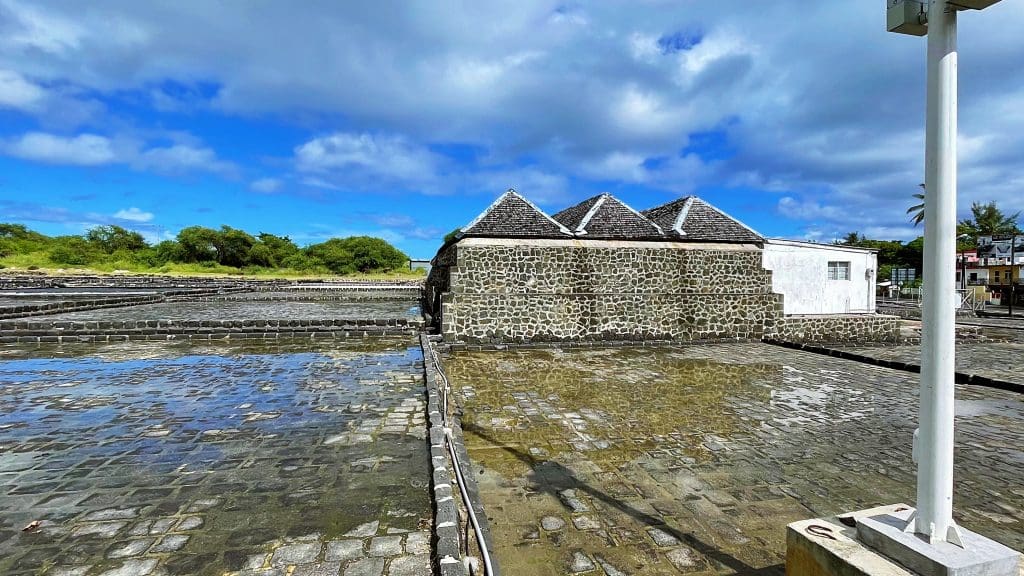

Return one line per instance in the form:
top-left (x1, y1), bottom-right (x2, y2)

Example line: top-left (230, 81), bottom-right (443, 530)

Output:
top-left (629, 32), bottom-right (660, 62)
top-left (1, 130), bottom-right (236, 179)
top-left (370, 214), bottom-right (415, 227)
top-left (675, 29), bottom-right (755, 79)
top-left (610, 84), bottom-right (691, 140)
top-left (250, 177), bottom-right (282, 193)
top-left (468, 167), bottom-right (570, 206)
top-left (0, 69), bottom-right (45, 110)
top-left (132, 144), bottom-right (236, 176)
top-left (4, 132), bottom-right (116, 165)
top-left (0, 0), bottom-right (86, 56)
top-left (777, 197), bottom-right (844, 221)
top-left (295, 132), bottom-right (439, 184)
top-left (113, 207), bottom-right (153, 222)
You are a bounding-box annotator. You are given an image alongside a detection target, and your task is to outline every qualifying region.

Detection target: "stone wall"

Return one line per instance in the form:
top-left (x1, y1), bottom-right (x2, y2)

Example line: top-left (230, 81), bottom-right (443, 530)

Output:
top-left (423, 244), bottom-right (456, 324)
top-left (0, 295), bottom-right (165, 320)
top-left (769, 314), bottom-right (901, 344)
top-left (0, 318), bottom-right (423, 343)
top-left (876, 301), bottom-right (977, 320)
top-left (426, 238), bottom-right (784, 343)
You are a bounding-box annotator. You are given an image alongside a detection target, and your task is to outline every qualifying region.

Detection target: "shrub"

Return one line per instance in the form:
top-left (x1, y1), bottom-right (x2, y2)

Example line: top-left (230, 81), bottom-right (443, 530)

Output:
top-left (49, 237), bottom-right (97, 266)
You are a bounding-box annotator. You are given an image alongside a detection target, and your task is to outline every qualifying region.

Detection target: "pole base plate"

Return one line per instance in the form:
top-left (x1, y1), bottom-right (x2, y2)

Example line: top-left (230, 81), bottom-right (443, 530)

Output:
top-left (856, 507), bottom-right (1021, 576)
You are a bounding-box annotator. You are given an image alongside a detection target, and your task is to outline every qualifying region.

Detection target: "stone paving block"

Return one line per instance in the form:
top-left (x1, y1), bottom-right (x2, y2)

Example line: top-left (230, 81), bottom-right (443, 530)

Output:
top-left (647, 527), bottom-right (680, 547)
top-left (176, 515), bottom-right (203, 530)
top-left (368, 536), bottom-right (403, 557)
top-left (345, 521), bottom-right (380, 537)
top-left (150, 534), bottom-right (190, 553)
top-left (72, 521), bottom-right (127, 538)
top-left (82, 506), bottom-right (140, 520)
top-left (97, 558), bottom-right (159, 576)
top-left (50, 566), bottom-right (92, 576)
top-left (387, 554), bottom-right (431, 576)
top-left (594, 555), bottom-right (628, 576)
top-left (573, 515), bottom-right (602, 531)
top-left (541, 516), bottom-right (566, 531)
top-left (271, 542), bottom-right (322, 566)
top-left (148, 517), bottom-right (176, 534)
top-left (326, 539), bottom-right (364, 563)
top-left (404, 531), bottom-right (430, 555)
top-left (665, 547), bottom-right (702, 571)
top-left (292, 561), bottom-right (343, 576)
top-left (106, 538), bottom-right (155, 559)
top-left (569, 551), bottom-right (597, 573)
top-left (345, 557), bottom-right (385, 576)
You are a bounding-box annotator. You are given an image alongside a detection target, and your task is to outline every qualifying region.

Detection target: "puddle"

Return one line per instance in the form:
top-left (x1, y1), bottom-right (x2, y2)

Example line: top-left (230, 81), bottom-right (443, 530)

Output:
top-left (446, 343), bottom-right (1024, 576)
top-left (0, 337), bottom-right (430, 575)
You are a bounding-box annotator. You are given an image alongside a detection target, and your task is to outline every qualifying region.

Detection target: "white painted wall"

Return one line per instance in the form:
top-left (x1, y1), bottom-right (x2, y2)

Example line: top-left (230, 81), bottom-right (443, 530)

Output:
top-left (762, 239), bottom-right (877, 315)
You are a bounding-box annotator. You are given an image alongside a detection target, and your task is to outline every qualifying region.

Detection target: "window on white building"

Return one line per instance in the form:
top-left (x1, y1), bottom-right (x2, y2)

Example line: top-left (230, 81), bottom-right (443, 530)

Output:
top-left (828, 261), bottom-right (851, 281)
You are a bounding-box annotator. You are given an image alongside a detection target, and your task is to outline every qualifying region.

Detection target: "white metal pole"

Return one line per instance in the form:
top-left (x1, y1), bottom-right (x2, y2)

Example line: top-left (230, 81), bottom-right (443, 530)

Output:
top-left (916, 0), bottom-right (961, 546)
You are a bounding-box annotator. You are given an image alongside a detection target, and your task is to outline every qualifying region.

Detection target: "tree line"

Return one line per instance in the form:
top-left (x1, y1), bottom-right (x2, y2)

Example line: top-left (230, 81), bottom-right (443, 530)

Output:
top-left (0, 223), bottom-right (411, 275)
top-left (842, 200), bottom-right (1021, 282)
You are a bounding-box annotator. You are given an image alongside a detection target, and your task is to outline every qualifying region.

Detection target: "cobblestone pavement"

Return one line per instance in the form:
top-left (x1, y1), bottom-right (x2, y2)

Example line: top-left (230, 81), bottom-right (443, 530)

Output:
top-left (833, 341), bottom-right (1024, 387)
top-left (24, 300), bottom-right (421, 321)
top-left (445, 343), bottom-right (1024, 576)
top-left (958, 317), bottom-right (1024, 341)
top-left (0, 338), bottom-right (431, 576)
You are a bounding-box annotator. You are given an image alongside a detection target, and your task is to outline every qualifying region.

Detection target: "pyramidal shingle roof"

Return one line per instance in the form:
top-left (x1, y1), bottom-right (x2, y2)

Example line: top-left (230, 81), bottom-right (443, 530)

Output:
top-left (459, 189), bottom-right (572, 238)
top-left (552, 193), bottom-right (664, 239)
top-left (642, 196), bottom-right (762, 243)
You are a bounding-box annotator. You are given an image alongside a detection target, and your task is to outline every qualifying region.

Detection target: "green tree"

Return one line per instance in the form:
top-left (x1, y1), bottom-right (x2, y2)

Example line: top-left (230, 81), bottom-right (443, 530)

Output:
top-left (257, 233), bottom-right (300, 265)
top-left (247, 243), bottom-right (275, 267)
top-left (957, 201), bottom-right (1021, 244)
top-left (0, 223), bottom-right (50, 257)
top-left (838, 232), bottom-right (863, 246)
top-left (305, 236), bottom-right (408, 274)
top-left (907, 184), bottom-right (925, 227)
top-left (281, 252), bottom-right (319, 271)
top-left (137, 240), bottom-right (185, 266)
top-left (897, 236), bottom-right (925, 270)
top-left (85, 225), bottom-right (148, 253)
top-left (176, 226), bottom-right (220, 262)
top-left (216, 226), bottom-right (256, 267)
top-left (48, 236), bottom-right (98, 266)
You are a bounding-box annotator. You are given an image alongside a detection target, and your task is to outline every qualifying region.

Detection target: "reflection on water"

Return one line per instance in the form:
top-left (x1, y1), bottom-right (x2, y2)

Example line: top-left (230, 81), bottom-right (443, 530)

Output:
top-left (0, 337), bottom-right (430, 575)
top-left (446, 344), bottom-right (1024, 576)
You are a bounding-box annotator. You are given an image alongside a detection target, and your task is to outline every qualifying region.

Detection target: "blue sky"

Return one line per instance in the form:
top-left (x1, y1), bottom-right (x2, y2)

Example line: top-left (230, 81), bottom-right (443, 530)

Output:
top-left (1, 1), bottom-right (1023, 258)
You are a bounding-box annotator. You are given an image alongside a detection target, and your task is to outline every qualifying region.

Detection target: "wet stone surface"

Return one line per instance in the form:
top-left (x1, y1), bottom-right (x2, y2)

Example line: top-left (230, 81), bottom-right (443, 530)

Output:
top-left (0, 338), bottom-right (431, 576)
top-left (445, 343), bottom-right (1024, 576)
top-left (21, 299), bottom-right (420, 322)
top-left (833, 340), bottom-right (1024, 387)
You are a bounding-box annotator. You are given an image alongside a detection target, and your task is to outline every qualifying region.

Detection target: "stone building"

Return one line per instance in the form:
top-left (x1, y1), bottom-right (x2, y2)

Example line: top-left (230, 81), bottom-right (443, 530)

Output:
top-left (425, 190), bottom-right (898, 344)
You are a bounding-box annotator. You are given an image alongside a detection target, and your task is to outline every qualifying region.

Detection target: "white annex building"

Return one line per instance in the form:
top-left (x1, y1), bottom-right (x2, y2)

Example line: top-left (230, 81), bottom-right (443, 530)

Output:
top-left (762, 239), bottom-right (878, 315)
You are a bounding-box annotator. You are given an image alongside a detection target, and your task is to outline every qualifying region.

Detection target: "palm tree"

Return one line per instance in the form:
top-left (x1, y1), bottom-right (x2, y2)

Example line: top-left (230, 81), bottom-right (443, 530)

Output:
top-left (907, 184), bottom-right (925, 226)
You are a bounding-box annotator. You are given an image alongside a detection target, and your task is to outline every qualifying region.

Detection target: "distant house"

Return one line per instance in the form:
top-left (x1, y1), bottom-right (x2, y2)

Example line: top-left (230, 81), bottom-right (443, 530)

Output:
top-left (425, 190), bottom-right (897, 344)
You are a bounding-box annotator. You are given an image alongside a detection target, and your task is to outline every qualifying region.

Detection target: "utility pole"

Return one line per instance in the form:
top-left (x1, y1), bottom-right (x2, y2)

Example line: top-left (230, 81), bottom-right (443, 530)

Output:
top-left (785, 4), bottom-right (1020, 574)
top-left (914, 0), bottom-right (961, 545)
top-left (1010, 236), bottom-right (1016, 317)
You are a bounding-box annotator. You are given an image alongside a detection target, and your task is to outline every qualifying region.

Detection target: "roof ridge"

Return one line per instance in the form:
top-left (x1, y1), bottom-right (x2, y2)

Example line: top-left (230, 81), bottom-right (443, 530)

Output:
top-left (689, 197), bottom-right (762, 239)
top-left (671, 197), bottom-right (695, 236)
top-left (460, 188), bottom-right (572, 237)
top-left (574, 194), bottom-right (608, 235)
